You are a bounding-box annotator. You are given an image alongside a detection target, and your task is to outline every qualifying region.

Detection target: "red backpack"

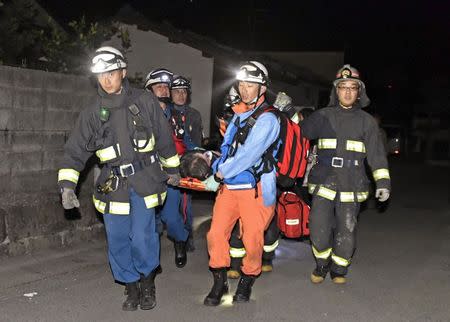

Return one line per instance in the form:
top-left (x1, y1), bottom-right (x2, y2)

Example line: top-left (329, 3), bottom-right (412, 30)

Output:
top-left (277, 191), bottom-right (310, 238)
top-left (237, 106), bottom-right (310, 188)
top-left (272, 108), bottom-right (310, 187)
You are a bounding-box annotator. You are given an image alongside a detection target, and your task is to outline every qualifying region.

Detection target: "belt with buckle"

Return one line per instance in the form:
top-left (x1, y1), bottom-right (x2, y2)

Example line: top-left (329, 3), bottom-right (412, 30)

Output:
top-left (317, 156), bottom-right (360, 168)
top-left (110, 155), bottom-right (157, 177)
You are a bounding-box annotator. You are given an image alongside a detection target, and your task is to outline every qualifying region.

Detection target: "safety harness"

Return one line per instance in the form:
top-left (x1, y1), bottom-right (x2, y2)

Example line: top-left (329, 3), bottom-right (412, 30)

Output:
top-left (229, 105), bottom-right (309, 189)
top-left (95, 103), bottom-right (158, 194)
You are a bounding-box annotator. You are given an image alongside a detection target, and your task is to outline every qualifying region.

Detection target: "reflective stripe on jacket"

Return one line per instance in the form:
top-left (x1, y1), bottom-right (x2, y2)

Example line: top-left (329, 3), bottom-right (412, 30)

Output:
top-left (57, 79), bottom-right (179, 214)
top-left (301, 104), bottom-right (390, 198)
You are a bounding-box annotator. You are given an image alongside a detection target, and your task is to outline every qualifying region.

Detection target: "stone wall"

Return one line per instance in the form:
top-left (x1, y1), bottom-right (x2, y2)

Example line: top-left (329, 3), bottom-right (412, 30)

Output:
top-left (0, 65), bottom-right (104, 256)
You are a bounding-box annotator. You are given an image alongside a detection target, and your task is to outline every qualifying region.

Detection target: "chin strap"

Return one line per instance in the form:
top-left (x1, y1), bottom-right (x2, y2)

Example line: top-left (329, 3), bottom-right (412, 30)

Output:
top-left (242, 84), bottom-right (266, 109)
top-left (158, 96), bottom-right (171, 104)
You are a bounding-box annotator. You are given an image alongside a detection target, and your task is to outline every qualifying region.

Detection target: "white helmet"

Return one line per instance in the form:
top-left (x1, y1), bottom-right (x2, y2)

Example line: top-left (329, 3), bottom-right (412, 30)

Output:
top-left (144, 68), bottom-right (173, 90)
top-left (90, 46), bottom-right (127, 74)
top-left (236, 61), bottom-right (269, 85)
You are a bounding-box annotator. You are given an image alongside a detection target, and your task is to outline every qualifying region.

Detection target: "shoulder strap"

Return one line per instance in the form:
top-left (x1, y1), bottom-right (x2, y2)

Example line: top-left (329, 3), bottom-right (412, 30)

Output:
top-left (234, 105), bottom-right (277, 145)
top-left (128, 103), bottom-right (146, 127)
top-left (127, 102), bottom-right (153, 152)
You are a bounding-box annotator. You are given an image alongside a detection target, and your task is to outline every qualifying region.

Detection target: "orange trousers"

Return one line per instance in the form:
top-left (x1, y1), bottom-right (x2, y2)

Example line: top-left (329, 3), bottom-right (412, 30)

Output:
top-left (207, 183), bottom-right (275, 276)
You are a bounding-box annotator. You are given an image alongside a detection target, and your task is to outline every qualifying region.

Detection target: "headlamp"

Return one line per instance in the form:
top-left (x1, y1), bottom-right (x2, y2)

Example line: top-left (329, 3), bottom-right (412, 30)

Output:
top-left (236, 69), bottom-right (248, 80)
top-left (235, 64), bottom-right (266, 84)
top-left (92, 59), bottom-right (109, 70)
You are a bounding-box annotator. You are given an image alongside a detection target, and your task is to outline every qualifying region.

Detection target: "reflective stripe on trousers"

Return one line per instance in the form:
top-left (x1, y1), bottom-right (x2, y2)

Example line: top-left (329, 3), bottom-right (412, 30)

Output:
top-left (308, 184), bottom-right (369, 202)
top-left (103, 188), bottom-right (159, 283)
top-left (93, 192), bottom-right (166, 215)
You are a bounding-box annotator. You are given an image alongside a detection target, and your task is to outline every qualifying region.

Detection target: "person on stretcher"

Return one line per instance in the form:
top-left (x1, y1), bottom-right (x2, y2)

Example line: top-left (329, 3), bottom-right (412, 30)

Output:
top-left (178, 149), bottom-right (221, 191)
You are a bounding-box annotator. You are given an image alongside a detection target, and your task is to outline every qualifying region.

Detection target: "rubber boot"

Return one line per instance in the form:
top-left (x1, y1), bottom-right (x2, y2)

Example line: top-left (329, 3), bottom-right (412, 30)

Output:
top-left (233, 274), bottom-right (256, 303)
top-left (122, 282), bottom-right (140, 311)
top-left (204, 268), bottom-right (228, 306)
top-left (330, 271), bottom-right (347, 284)
top-left (227, 257), bottom-right (241, 279)
top-left (310, 264), bottom-right (330, 284)
top-left (261, 258), bottom-right (273, 273)
top-left (174, 241), bottom-right (187, 268)
top-left (227, 269), bottom-right (241, 279)
top-left (140, 270), bottom-right (157, 310)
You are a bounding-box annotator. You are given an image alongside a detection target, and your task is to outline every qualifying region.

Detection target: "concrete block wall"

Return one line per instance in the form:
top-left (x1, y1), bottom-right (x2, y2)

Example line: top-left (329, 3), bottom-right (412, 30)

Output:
top-left (0, 65), bottom-right (104, 256)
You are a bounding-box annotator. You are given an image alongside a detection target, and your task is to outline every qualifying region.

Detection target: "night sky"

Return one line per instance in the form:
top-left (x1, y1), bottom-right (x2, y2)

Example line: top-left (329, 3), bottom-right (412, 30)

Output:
top-left (39, 0), bottom-right (449, 122)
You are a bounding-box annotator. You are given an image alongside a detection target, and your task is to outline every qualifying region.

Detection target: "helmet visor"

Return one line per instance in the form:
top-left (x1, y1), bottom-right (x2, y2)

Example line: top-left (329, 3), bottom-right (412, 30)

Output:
top-left (172, 79), bottom-right (190, 89)
top-left (91, 52), bottom-right (125, 73)
top-left (92, 52), bottom-right (119, 65)
top-left (236, 66), bottom-right (266, 84)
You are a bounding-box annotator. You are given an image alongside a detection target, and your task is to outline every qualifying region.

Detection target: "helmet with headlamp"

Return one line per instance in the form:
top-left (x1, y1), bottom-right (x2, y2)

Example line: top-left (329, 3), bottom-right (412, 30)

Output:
top-left (144, 68), bottom-right (174, 90)
top-left (171, 76), bottom-right (191, 91)
top-left (90, 46), bottom-right (127, 74)
top-left (235, 61), bottom-right (269, 85)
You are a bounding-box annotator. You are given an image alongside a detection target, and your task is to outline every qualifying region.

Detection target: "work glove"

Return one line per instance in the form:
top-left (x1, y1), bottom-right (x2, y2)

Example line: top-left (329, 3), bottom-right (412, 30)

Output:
top-left (167, 173), bottom-right (181, 186)
top-left (61, 188), bottom-right (80, 209)
top-left (202, 175), bottom-right (221, 192)
top-left (375, 188), bottom-right (390, 202)
top-left (93, 164), bottom-right (101, 187)
top-left (273, 92), bottom-right (292, 111)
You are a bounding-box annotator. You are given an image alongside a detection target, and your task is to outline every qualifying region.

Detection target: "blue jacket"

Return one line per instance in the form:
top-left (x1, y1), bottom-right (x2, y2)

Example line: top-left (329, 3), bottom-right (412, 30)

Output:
top-left (212, 102), bottom-right (280, 206)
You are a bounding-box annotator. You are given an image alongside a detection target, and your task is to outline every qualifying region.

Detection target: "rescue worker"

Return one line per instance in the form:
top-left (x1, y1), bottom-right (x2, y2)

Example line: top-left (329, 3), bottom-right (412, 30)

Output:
top-left (203, 61), bottom-right (280, 305)
top-left (224, 89), bottom-right (284, 279)
top-left (144, 68), bottom-right (190, 268)
top-left (301, 64), bottom-right (391, 284)
top-left (170, 75), bottom-right (204, 251)
top-left (171, 75), bottom-right (203, 149)
top-left (179, 129), bottom-right (280, 278)
top-left (57, 46), bottom-right (180, 310)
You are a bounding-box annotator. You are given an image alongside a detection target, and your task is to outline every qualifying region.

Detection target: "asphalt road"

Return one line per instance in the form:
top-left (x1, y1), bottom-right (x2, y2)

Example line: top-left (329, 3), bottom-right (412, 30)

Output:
top-left (1, 158), bottom-right (449, 322)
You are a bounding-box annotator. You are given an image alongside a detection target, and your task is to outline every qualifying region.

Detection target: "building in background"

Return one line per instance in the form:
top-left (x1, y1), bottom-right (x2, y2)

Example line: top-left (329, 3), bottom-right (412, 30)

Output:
top-left (108, 5), bottom-right (343, 137)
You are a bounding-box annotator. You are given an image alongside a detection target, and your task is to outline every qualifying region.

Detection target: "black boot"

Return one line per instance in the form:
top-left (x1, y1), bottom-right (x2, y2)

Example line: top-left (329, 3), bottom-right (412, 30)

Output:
top-left (310, 263), bottom-right (330, 284)
top-left (233, 274), bottom-right (256, 303)
top-left (204, 268), bottom-right (228, 306)
top-left (140, 270), bottom-right (157, 310)
top-left (174, 241), bottom-right (187, 268)
top-left (122, 282), bottom-right (140, 311)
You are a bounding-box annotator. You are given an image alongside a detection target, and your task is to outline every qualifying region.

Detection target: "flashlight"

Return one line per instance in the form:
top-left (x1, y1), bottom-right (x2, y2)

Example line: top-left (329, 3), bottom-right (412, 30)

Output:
top-left (99, 107), bottom-right (110, 122)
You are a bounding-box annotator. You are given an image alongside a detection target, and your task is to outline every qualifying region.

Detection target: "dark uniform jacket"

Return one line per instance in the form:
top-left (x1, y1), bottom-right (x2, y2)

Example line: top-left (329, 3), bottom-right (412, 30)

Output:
top-left (173, 104), bottom-right (203, 148)
top-left (58, 79), bottom-right (179, 215)
top-left (301, 102), bottom-right (390, 203)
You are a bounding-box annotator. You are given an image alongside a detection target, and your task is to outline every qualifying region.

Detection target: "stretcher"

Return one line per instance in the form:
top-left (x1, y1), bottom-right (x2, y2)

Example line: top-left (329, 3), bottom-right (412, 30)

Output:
top-left (179, 177), bottom-right (207, 191)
